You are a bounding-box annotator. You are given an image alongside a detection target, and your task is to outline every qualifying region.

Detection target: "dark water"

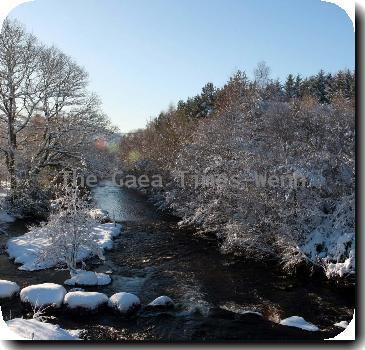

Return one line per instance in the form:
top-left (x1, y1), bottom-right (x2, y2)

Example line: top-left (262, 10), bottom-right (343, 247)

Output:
top-left (0, 181), bottom-right (355, 341)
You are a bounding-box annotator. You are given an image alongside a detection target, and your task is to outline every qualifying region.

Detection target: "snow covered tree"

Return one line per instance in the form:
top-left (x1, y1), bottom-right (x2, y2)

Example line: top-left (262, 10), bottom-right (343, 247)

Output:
top-left (0, 19), bottom-right (40, 190)
top-left (36, 183), bottom-right (101, 274)
top-left (119, 66), bottom-right (355, 279)
top-left (0, 20), bottom-right (114, 215)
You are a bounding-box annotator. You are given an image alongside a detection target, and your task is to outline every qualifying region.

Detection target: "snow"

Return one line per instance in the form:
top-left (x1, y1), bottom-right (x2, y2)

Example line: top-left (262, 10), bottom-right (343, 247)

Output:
top-left (334, 320), bottom-right (349, 329)
top-left (148, 296), bottom-right (174, 307)
top-left (0, 280), bottom-right (20, 298)
top-left (108, 292), bottom-right (141, 314)
top-left (64, 291), bottom-right (108, 310)
top-left (6, 223), bottom-right (122, 271)
top-left (20, 283), bottom-right (66, 308)
top-left (280, 316), bottom-right (320, 331)
top-left (6, 318), bottom-right (80, 340)
top-left (64, 270), bottom-right (111, 286)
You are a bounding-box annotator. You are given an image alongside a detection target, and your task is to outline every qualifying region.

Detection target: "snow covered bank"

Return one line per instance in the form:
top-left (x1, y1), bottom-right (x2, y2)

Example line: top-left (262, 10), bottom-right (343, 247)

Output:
top-left (20, 283), bottom-right (66, 308)
top-left (299, 195), bottom-right (355, 278)
top-left (64, 291), bottom-right (108, 310)
top-left (6, 318), bottom-right (80, 340)
top-left (64, 270), bottom-right (111, 286)
top-left (6, 223), bottom-right (122, 271)
top-left (0, 280), bottom-right (20, 299)
top-left (280, 316), bottom-right (320, 331)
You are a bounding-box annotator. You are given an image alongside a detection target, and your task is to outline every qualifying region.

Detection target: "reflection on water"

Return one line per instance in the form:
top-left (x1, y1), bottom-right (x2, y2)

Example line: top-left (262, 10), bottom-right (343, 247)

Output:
top-left (92, 181), bottom-right (158, 222)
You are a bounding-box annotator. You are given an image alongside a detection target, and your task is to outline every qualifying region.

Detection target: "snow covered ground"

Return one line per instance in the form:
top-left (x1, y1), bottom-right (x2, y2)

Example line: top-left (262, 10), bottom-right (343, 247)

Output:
top-left (6, 223), bottom-right (122, 271)
top-left (64, 270), bottom-right (111, 286)
top-left (20, 283), bottom-right (66, 308)
top-left (279, 316), bottom-right (320, 331)
top-left (6, 318), bottom-right (80, 340)
top-left (0, 280), bottom-right (20, 299)
top-left (64, 291), bottom-right (108, 310)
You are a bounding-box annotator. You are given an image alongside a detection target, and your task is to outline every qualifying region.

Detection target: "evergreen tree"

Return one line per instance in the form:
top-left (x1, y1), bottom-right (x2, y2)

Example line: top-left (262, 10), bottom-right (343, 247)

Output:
top-left (285, 74), bottom-right (295, 99)
top-left (313, 69), bottom-right (329, 103)
top-left (294, 74), bottom-right (302, 98)
top-left (265, 79), bottom-right (283, 101)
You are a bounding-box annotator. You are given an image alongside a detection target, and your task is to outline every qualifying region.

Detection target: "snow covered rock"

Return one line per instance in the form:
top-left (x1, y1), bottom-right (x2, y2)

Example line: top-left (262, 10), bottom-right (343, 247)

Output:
top-left (6, 318), bottom-right (79, 340)
top-left (146, 296), bottom-right (174, 309)
top-left (108, 292), bottom-right (141, 314)
top-left (64, 270), bottom-right (111, 286)
top-left (334, 320), bottom-right (349, 329)
top-left (0, 280), bottom-right (20, 299)
top-left (64, 291), bottom-right (108, 311)
top-left (280, 316), bottom-right (320, 331)
top-left (6, 223), bottom-right (122, 271)
top-left (20, 283), bottom-right (66, 308)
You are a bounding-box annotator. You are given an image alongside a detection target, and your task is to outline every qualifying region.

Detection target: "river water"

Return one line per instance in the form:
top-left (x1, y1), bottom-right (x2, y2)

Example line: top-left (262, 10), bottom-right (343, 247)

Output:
top-left (0, 181), bottom-right (355, 341)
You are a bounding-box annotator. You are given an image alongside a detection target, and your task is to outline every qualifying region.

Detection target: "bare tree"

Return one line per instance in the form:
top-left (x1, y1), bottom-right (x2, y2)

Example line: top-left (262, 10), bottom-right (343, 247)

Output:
top-left (254, 61), bottom-right (271, 89)
top-left (0, 19), bottom-right (112, 193)
top-left (0, 19), bottom-right (41, 189)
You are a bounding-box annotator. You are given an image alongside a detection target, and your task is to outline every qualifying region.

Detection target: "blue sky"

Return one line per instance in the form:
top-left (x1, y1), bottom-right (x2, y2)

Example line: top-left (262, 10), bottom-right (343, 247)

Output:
top-left (8, 0), bottom-right (354, 132)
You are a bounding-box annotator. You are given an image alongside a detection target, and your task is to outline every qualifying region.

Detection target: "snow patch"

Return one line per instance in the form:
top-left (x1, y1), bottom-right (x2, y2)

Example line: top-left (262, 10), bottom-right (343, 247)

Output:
top-left (334, 320), bottom-right (349, 329)
top-left (64, 291), bottom-right (108, 310)
top-left (20, 283), bottom-right (66, 308)
top-left (6, 223), bottom-right (122, 271)
top-left (0, 280), bottom-right (20, 298)
top-left (280, 316), bottom-right (320, 331)
top-left (6, 318), bottom-right (79, 340)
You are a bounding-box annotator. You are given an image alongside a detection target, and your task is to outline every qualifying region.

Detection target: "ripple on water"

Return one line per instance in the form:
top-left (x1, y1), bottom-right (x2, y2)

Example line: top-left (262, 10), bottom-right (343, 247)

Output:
top-left (110, 276), bottom-right (147, 295)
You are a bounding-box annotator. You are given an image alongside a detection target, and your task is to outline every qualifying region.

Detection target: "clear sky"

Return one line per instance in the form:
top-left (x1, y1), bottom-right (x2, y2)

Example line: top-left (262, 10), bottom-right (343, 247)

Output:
top-left (8, 0), bottom-right (354, 132)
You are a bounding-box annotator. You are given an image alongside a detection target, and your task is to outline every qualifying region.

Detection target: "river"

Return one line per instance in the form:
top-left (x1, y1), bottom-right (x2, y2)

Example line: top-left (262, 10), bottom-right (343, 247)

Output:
top-left (0, 181), bottom-right (355, 341)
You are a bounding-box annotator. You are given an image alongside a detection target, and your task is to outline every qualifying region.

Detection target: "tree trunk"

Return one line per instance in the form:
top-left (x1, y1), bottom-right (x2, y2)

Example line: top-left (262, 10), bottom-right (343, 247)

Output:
top-left (7, 95), bottom-right (17, 191)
